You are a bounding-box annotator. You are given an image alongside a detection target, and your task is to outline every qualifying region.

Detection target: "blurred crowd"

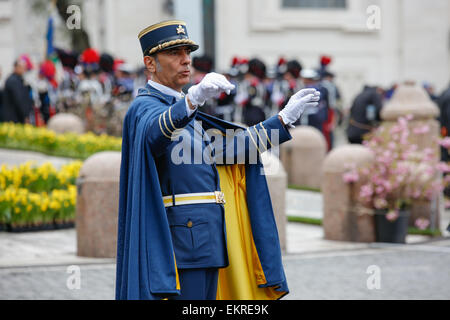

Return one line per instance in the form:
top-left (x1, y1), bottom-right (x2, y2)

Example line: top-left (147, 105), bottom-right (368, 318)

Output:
top-left (188, 54), bottom-right (343, 151)
top-left (0, 49), bottom-right (145, 136)
top-left (0, 50), bottom-right (344, 148)
top-left (0, 48), bottom-right (449, 154)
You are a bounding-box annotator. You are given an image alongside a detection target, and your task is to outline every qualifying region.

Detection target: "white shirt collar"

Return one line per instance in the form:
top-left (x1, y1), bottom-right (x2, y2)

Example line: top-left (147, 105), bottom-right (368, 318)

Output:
top-left (147, 79), bottom-right (184, 101)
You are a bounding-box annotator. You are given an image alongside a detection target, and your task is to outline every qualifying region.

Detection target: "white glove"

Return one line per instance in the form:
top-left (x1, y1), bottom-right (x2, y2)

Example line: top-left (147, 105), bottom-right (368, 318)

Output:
top-left (187, 72), bottom-right (235, 107)
top-left (278, 88), bottom-right (320, 127)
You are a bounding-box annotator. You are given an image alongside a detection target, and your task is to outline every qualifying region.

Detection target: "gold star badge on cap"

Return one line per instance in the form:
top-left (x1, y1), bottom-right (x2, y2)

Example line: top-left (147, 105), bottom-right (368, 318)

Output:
top-left (176, 24), bottom-right (185, 34)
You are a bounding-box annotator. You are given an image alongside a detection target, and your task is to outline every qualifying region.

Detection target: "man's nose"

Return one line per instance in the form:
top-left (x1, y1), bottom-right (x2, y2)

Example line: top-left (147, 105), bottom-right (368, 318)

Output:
top-left (181, 51), bottom-right (191, 65)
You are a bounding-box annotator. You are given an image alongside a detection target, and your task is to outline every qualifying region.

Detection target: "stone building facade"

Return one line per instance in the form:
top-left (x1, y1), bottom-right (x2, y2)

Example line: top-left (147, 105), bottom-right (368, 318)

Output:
top-left (0, 0), bottom-right (449, 108)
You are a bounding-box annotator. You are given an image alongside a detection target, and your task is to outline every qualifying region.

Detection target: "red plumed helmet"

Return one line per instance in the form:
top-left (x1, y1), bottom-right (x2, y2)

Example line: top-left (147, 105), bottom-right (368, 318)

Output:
top-left (240, 58), bottom-right (248, 65)
top-left (39, 60), bottom-right (56, 79)
top-left (320, 55), bottom-right (332, 66)
top-left (80, 48), bottom-right (100, 64)
top-left (277, 57), bottom-right (287, 66)
top-left (231, 57), bottom-right (249, 66)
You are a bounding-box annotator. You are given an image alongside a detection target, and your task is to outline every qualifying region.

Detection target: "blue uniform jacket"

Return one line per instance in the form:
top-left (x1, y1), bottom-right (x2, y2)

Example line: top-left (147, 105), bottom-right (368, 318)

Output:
top-left (115, 84), bottom-right (291, 300)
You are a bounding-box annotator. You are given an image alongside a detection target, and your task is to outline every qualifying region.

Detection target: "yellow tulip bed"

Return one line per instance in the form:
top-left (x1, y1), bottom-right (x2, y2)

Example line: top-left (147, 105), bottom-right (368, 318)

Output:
top-left (0, 123), bottom-right (122, 159)
top-left (0, 161), bottom-right (82, 232)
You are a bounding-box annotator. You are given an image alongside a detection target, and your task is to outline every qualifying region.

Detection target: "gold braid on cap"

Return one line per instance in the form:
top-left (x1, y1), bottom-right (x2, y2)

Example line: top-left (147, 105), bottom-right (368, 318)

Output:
top-left (147, 39), bottom-right (197, 55)
top-left (138, 20), bottom-right (186, 39)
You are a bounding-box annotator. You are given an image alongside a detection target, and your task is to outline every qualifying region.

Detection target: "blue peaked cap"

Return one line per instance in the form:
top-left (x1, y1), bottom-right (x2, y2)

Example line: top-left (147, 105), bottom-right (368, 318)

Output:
top-left (138, 20), bottom-right (199, 56)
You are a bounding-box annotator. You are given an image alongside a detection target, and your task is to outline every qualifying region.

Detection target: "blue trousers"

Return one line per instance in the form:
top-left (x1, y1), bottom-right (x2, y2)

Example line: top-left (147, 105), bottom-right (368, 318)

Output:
top-left (170, 268), bottom-right (219, 300)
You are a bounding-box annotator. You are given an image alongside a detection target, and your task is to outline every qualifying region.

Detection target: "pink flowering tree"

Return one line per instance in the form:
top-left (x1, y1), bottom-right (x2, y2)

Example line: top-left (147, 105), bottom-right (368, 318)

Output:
top-left (343, 115), bottom-right (449, 228)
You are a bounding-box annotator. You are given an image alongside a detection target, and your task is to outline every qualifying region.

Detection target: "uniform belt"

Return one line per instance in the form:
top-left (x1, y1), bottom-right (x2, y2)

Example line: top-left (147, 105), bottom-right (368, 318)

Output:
top-left (162, 191), bottom-right (226, 208)
top-left (349, 118), bottom-right (374, 131)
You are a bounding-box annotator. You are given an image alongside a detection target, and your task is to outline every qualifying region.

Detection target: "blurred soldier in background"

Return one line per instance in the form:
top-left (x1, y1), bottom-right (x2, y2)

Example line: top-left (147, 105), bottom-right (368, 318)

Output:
top-left (76, 48), bottom-right (104, 106)
top-left (98, 53), bottom-right (115, 102)
top-left (267, 57), bottom-right (288, 114)
top-left (214, 73), bottom-right (237, 122)
top-left (1, 57), bottom-right (33, 123)
top-left (113, 63), bottom-right (135, 100)
top-left (269, 58), bottom-right (303, 115)
top-left (101, 58), bottom-right (134, 136)
top-left (299, 69), bottom-right (331, 148)
top-left (75, 48), bottom-right (104, 132)
top-left (226, 56), bottom-right (248, 123)
top-left (239, 58), bottom-right (268, 126)
top-left (36, 60), bottom-right (58, 124)
top-left (55, 49), bottom-right (79, 114)
top-left (346, 85), bottom-right (383, 144)
top-left (318, 55), bottom-right (332, 79)
top-left (320, 70), bottom-right (342, 149)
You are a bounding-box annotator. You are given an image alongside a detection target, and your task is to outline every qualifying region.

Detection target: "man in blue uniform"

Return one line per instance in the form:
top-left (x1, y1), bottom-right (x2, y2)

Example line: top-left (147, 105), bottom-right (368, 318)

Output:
top-left (115, 20), bottom-right (320, 300)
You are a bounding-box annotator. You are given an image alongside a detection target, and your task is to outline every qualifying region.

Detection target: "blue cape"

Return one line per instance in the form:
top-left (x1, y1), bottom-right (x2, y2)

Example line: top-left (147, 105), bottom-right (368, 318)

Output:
top-left (115, 93), bottom-right (289, 300)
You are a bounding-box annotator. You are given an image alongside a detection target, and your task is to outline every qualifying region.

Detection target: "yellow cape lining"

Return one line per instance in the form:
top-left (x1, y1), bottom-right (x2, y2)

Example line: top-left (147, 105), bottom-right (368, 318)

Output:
top-left (216, 164), bottom-right (285, 300)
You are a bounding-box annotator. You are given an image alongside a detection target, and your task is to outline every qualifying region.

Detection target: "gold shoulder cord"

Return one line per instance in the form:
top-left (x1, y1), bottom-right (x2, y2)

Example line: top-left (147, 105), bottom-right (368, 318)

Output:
top-left (247, 127), bottom-right (263, 154)
top-left (260, 123), bottom-right (274, 148)
top-left (252, 126), bottom-right (268, 152)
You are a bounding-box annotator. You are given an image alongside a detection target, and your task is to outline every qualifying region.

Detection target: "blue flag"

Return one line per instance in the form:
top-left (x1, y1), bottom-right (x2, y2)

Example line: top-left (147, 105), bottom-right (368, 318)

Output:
top-left (46, 16), bottom-right (54, 58)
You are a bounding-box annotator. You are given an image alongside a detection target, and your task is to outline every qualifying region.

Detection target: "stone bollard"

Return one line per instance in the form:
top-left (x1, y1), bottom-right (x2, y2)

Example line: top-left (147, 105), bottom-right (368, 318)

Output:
top-left (280, 126), bottom-right (327, 189)
top-left (47, 113), bottom-right (85, 134)
top-left (381, 84), bottom-right (440, 152)
top-left (380, 84), bottom-right (441, 228)
top-left (261, 151), bottom-right (287, 253)
top-left (76, 151), bottom-right (121, 258)
top-left (322, 145), bottom-right (376, 242)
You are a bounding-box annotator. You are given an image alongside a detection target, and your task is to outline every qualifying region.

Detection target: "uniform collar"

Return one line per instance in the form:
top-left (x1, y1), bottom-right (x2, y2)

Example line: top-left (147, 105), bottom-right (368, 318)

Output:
top-left (147, 80), bottom-right (184, 102)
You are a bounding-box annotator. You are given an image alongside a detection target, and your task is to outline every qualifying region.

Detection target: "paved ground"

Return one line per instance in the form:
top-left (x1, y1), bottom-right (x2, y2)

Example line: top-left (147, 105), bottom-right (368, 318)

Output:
top-left (284, 239), bottom-right (450, 300)
top-left (1, 146), bottom-right (450, 300)
top-left (1, 234), bottom-right (450, 300)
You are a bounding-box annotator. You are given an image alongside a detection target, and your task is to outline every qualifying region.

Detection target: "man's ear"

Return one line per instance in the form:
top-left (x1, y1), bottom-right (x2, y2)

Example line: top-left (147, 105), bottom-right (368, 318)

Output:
top-left (143, 55), bottom-right (156, 73)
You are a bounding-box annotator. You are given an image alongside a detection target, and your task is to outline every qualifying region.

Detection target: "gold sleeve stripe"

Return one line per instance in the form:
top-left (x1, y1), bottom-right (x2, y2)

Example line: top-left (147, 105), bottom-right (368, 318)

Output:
top-left (252, 126), bottom-right (268, 152)
top-left (158, 113), bottom-right (172, 139)
top-left (168, 107), bottom-right (179, 130)
top-left (247, 128), bottom-right (262, 154)
top-left (260, 123), bottom-right (274, 148)
top-left (162, 111), bottom-right (174, 134)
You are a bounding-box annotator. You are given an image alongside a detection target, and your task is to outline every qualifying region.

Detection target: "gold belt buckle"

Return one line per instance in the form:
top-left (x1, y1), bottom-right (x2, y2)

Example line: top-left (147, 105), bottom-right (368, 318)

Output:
top-left (214, 191), bottom-right (226, 204)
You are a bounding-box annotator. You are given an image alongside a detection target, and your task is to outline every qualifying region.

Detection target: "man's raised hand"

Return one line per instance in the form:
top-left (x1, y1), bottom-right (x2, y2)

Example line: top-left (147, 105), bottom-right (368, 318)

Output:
top-left (187, 72), bottom-right (235, 107)
top-left (278, 88), bottom-right (320, 127)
